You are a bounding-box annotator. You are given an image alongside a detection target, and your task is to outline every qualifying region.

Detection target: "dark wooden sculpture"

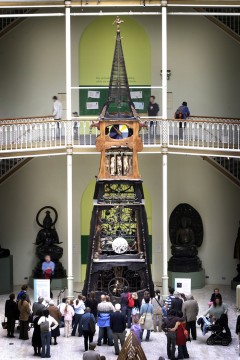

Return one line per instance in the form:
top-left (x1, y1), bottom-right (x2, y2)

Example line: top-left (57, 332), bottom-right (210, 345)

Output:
top-left (32, 206), bottom-right (66, 279)
top-left (168, 203), bottom-right (203, 272)
top-left (82, 18), bottom-right (154, 299)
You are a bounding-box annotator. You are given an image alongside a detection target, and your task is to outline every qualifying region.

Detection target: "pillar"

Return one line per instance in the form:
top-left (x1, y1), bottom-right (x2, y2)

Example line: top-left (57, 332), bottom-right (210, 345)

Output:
top-left (161, 1), bottom-right (169, 298)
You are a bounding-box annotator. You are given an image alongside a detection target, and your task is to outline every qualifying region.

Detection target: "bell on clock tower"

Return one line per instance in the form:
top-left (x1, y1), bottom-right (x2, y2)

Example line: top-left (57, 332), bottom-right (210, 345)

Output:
top-left (82, 17), bottom-right (154, 299)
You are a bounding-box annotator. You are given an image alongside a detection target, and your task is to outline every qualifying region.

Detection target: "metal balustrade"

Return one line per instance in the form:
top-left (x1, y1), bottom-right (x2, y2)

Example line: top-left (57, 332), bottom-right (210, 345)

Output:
top-left (0, 116), bottom-right (240, 156)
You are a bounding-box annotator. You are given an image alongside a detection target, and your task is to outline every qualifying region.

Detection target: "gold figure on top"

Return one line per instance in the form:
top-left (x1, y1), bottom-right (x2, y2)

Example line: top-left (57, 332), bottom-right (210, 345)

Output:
top-left (113, 16), bottom-right (124, 33)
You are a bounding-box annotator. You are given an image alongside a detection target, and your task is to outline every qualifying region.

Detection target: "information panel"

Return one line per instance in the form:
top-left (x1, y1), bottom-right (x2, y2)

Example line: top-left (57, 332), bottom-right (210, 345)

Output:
top-left (34, 279), bottom-right (50, 303)
top-left (174, 278), bottom-right (191, 295)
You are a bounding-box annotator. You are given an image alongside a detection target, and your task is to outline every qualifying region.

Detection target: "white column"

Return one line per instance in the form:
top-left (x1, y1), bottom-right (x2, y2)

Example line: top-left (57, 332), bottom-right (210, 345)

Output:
top-left (161, 1), bottom-right (169, 298)
top-left (67, 151), bottom-right (74, 298)
top-left (65, 1), bottom-right (74, 298)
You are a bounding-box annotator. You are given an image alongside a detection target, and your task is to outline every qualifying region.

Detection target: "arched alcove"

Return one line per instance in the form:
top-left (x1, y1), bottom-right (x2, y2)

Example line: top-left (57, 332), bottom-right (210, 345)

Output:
top-left (79, 17), bottom-right (151, 87)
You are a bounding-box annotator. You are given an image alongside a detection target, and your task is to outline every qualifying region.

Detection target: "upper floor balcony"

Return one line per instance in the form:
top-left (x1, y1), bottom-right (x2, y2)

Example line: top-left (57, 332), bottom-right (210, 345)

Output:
top-left (0, 115), bottom-right (239, 158)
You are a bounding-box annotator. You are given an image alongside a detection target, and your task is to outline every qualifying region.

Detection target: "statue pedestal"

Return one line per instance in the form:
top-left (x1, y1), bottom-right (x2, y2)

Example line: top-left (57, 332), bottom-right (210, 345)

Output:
top-left (168, 269), bottom-right (205, 290)
top-left (0, 256), bottom-right (13, 294)
top-left (231, 280), bottom-right (240, 290)
top-left (29, 276), bottom-right (67, 290)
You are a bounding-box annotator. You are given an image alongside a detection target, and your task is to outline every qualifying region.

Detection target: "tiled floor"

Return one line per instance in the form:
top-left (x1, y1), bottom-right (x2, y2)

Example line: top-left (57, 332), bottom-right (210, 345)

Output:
top-left (0, 284), bottom-right (239, 359)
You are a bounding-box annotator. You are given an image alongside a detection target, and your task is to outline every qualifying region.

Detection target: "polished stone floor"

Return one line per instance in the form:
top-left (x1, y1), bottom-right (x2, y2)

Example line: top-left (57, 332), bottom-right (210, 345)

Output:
top-left (0, 284), bottom-right (239, 359)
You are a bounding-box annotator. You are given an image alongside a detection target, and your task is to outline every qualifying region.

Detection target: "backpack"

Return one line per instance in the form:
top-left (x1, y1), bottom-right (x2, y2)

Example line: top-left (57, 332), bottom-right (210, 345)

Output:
top-left (88, 315), bottom-right (96, 334)
top-left (40, 317), bottom-right (49, 333)
top-left (128, 293), bottom-right (134, 308)
top-left (175, 108), bottom-right (183, 119)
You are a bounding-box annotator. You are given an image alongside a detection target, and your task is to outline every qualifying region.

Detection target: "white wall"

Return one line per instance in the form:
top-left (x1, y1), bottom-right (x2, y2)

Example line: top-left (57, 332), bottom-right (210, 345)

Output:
top-left (0, 154), bottom-right (239, 286)
top-left (0, 14), bottom-right (240, 118)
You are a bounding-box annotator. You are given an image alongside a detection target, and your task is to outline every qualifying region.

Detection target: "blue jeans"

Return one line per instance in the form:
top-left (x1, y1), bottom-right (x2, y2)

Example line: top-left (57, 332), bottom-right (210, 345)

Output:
top-left (121, 307), bottom-right (132, 328)
top-left (72, 314), bottom-right (82, 336)
top-left (98, 326), bottom-right (113, 345)
top-left (41, 331), bottom-right (51, 358)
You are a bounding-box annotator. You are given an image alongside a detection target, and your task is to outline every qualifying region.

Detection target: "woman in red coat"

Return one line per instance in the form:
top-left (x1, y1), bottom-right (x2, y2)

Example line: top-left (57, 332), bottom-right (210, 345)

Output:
top-left (170, 321), bottom-right (189, 359)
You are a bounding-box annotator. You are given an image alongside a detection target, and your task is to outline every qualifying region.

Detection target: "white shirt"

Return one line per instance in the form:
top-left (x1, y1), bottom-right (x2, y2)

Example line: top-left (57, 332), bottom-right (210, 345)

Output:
top-left (53, 100), bottom-right (62, 120)
top-left (38, 315), bottom-right (58, 331)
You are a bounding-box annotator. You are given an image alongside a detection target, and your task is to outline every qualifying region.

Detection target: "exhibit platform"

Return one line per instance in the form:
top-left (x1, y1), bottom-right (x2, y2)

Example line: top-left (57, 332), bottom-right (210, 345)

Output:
top-left (29, 276), bottom-right (67, 290)
top-left (0, 256), bottom-right (13, 294)
top-left (168, 269), bottom-right (205, 290)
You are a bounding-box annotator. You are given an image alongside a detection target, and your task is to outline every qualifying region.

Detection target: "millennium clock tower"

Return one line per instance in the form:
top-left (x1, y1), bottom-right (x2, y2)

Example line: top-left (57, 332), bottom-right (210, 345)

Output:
top-left (82, 18), bottom-right (154, 298)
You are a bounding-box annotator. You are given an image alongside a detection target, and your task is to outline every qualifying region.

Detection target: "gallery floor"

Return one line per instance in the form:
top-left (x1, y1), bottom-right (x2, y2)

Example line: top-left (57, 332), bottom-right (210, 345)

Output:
top-left (0, 284), bottom-right (239, 360)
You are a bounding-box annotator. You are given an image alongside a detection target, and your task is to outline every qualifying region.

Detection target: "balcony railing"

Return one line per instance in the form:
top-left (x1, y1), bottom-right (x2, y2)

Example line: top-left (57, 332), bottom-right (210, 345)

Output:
top-left (0, 115), bottom-right (240, 156)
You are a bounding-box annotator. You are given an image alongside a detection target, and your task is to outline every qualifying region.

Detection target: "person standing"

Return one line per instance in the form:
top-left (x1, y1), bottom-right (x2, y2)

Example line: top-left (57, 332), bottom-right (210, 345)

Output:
top-left (5, 293), bottom-right (18, 338)
top-left (32, 296), bottom-right (45, 317)
top-left (139, 297), bottom-right (153, 341)
top-left (97, 295), bottom-right (114, 346)
top-left (57, 297), bottom-right (66, 327)
top-left (48, 299), bottom-right (61, 345)
top-left (170, 321), bottom-right (189, 360)
top-left (62, 299), bottom-right (75, 337)
top-left (18, 293), bottom-right (31, 340)
top-left (72, 295), bottom-right (85, 337)
top-left (175, 101), bottom-right (190, 120)
top-left (110, 303), bottom-right (126, 355)
top-left (32, 309), bottom-right (42, 357)
top-left (85, 291), bottom-right (98, 320)
top-left (17, 284), bottom-right (31, 304)
top-left (165, 287), bottom-right (175, 310)
top-left (162, 310), bottom-right (185, 360)
top-left (152, 290), bottom-right (164, 332)
top-left (38, 309), bottom-right (58, 359)
top-left (148, 95), bottom-right (160, 133)
top-left (52, 96), bottom-right (62, 120)
top-left (182, 295), bottom-right (199, 340)
top-left (171, 291), bottom-right (183, 317)
top-left (80, 307), bottom-right (96, 352)
top-left (120, 286), bottom-right (132, 328)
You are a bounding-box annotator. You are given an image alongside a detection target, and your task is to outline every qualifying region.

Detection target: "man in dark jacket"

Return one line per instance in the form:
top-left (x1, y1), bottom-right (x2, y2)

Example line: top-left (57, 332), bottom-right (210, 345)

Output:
top-left (171, 291), bottom-right (183, 317)
top-left (162, 310), bottom-right (185, 360)
top-left (5, 293), bottom-right (18, 338)
top-left (80, 308), bottom-right (96, 352)
top-left (110, 303), bottom-right (126, 355)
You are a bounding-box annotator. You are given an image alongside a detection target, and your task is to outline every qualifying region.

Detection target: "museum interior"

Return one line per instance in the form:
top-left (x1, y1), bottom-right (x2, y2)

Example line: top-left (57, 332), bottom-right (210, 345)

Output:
top-left (0, 1), bottom-right (240, 359)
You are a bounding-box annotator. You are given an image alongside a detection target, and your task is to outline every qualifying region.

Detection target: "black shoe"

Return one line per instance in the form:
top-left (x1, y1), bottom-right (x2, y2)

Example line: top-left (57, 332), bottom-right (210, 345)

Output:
top-left (115, 353), bottom-right (119, 355)
top-left (97, 343), bottom-right (101, 346)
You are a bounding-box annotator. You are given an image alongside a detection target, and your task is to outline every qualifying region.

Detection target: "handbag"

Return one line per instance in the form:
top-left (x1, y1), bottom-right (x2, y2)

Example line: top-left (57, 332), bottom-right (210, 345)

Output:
top-left (132, 307), bottom-right (139, 316)
top-left (139, 304), bottom-right (149, 325)
top-left (2, 318), bottom-right (8, 330)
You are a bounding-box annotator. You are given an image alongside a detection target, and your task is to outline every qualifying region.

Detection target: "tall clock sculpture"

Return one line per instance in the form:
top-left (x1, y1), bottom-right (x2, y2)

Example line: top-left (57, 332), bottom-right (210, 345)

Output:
top-left (82, 17), bottom-right (154, 299)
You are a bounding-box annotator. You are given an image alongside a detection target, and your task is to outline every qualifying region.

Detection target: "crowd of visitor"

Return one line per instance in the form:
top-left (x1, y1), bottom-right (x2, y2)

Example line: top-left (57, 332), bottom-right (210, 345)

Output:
top-left (3, 285), bottom-right (236, 359)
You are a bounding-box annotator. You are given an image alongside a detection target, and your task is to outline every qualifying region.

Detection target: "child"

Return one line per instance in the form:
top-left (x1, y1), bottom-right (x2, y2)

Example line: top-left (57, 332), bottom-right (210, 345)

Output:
top-left (130, 317), bottom-right (142, 344)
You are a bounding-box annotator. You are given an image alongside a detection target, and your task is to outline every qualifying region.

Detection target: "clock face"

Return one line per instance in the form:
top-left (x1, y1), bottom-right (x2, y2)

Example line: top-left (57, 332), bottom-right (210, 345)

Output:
top-left (112, 237), bottom-right (129, 254)
top-left (107, 124), bottom-right (131, 139)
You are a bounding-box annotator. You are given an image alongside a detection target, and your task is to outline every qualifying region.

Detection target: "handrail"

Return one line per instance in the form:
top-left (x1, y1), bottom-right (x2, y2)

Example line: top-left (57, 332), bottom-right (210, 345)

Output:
top-left (1, 116), bottom-right (240, 126)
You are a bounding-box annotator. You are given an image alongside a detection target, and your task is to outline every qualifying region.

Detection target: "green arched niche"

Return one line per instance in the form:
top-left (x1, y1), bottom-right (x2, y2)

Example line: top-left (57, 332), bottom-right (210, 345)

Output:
top-left (80, 179), bottom-right (152, 282)
top-left (79, 17), bottom-right (151, 86)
